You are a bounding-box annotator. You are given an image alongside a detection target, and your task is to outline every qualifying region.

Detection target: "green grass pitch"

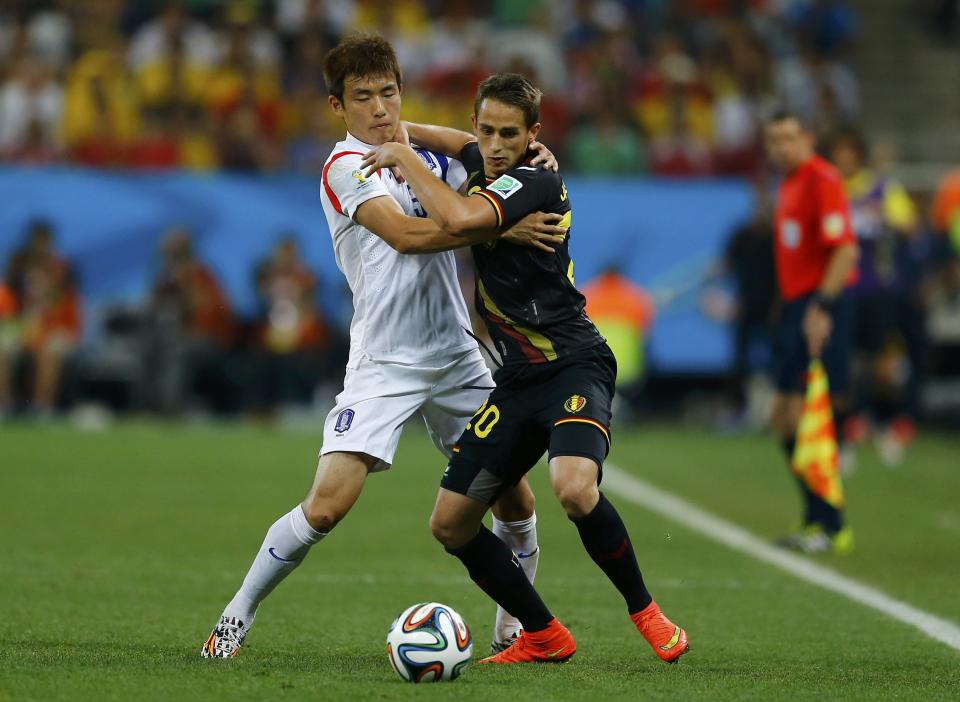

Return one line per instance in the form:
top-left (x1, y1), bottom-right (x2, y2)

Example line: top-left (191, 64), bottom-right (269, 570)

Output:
top-left (1, 422), bottom-right (958, 701)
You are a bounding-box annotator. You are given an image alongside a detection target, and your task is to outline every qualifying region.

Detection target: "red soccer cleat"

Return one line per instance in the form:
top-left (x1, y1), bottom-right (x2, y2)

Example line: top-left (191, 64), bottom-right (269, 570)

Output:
top-left (479, 618), bottom-right (576, 664)
top-left (631, 600), bottom-right (689, 663)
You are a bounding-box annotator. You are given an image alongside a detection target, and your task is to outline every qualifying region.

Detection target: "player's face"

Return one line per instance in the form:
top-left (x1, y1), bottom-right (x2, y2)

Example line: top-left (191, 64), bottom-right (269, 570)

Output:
top-left (472, 98), bottom-right (541, 178)
top-left (831, 142), bottom-right (861, 179)
top-left (329, 73), bottom-right (402, 145)
top-left (764, 119), bottom-right (813, 174)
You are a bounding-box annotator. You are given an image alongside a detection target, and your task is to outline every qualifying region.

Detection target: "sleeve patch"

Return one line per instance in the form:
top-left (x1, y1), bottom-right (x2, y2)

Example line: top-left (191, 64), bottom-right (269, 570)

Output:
top-left (486, 174), bottom-right (523, 199)
top-left (349, 168), bottom-right (374, 191)
top-left (823, 212), bottom-right (845, 239)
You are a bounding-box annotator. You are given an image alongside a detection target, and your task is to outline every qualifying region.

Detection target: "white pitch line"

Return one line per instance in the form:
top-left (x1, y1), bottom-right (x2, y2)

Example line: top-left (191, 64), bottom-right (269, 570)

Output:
top-left (603, 463), bottom-right (960, 653)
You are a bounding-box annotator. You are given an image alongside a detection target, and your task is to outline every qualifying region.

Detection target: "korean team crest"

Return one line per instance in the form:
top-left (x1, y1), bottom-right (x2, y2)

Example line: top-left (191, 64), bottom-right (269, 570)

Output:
top-left (335, 408), bottom-right (355, 433)
top-left (564, 395), bottom-right (587, 413)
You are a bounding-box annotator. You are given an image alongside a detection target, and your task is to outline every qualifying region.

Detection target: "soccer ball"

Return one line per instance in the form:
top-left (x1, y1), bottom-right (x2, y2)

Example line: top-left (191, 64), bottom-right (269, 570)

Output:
top-left (386, 602), bottom-right (472, 682)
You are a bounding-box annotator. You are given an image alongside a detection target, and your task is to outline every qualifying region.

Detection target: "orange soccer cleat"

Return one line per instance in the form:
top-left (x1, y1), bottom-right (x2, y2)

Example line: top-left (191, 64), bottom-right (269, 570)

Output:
top-left (479, 618), bottom-right (576, 664)
top-left (631, 600), bottom-right (689, 663)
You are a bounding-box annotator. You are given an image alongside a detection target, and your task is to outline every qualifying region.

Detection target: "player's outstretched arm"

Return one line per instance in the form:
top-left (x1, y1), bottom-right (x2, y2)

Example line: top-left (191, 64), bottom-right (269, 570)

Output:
top-left (355, 195), bottom-right (495, 254)
top-left (354, 196), bottom-right (563, 254)
top-left (400, 121), bottom-right (558, 172)
top-left (400, 121), bottom-right (475, 160)
top-left (362, 144), bottom-right (498, 235)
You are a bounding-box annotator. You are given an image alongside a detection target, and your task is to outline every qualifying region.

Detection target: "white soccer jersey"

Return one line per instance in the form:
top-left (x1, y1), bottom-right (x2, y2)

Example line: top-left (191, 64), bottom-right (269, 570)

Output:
top-left (320, 132), bottom-right (473, 365)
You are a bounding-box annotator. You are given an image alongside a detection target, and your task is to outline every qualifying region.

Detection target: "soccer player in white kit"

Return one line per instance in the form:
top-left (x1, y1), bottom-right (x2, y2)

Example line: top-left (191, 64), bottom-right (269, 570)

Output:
top-left (200, 34), bottom-right (566, 658)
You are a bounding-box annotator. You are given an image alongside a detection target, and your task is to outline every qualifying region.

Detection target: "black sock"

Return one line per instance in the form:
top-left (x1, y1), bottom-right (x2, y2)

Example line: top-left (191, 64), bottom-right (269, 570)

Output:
top-left (781, 436), bottom-right (844, 533)
top-left (447, 525), bottom-right (553, 632)
top-left (571, 492), bottom-right (652, 615)
top-left (782, 436), bottom-right (814, 524)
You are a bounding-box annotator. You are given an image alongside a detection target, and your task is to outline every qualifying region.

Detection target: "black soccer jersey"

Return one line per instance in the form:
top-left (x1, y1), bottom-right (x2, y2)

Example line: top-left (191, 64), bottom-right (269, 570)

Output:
top-left (459, 141), bottom-right (604, 367)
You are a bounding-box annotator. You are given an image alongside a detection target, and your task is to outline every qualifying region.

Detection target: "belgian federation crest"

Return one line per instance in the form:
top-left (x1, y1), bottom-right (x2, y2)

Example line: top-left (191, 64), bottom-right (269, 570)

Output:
top-left (564, 395), bottom-right (587, 413)
top-left (335, 408), bottom-right (355, 433)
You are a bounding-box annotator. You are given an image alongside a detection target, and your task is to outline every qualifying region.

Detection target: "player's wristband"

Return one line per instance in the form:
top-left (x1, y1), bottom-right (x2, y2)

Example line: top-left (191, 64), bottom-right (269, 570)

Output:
top-left (811, 292), bottom-right (836, 314)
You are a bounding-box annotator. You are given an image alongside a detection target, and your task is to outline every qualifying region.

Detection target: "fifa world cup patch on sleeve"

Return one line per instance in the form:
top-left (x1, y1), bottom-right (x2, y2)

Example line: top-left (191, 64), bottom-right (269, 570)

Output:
top-left (350, 169), bottom-right (372, 190)
top-left (564, 395), bottom-right (587, 413)
top-left (824, 212), bottom-right (845, 239)
top-left (486, 174), bottom-right (523, 199)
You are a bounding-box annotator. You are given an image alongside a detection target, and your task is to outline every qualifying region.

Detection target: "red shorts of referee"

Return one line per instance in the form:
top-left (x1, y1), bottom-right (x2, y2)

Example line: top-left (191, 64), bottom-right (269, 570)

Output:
top-left (765, 110), bottom-right (860, 554)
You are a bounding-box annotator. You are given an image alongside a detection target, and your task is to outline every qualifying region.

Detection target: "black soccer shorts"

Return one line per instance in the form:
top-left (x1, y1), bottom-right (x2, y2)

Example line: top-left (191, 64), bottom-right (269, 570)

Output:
top-left (441, 344), bottom-right (616, 505)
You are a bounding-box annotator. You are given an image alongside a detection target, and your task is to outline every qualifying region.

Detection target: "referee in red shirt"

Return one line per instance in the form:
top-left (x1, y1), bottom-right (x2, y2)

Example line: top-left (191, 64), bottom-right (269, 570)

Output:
top-left (765, 110), bottom-right (860, 554)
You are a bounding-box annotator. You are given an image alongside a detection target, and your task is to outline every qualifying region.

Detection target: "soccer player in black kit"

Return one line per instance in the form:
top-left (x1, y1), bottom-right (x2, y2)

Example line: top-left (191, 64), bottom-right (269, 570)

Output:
top-left (361, 73), bottom-right (688, 665)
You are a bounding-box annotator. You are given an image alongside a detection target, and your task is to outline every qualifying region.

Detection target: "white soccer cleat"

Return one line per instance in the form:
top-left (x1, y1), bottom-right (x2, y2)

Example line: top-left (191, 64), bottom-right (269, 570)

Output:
top-left (201, 615), bottom-right (251, 659)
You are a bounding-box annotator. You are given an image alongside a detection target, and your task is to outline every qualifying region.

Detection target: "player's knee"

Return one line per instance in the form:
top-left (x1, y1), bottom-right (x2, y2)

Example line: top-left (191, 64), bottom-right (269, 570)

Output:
top-left (303, 497), bottom-right (348, 533)
top-left (554, 479), bottom-right (599, 520)
top-left (429, 510), bottom-right (469, 550)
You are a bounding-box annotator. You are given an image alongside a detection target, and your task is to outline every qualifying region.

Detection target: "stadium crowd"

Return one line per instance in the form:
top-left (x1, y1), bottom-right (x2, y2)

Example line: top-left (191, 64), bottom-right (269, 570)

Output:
top-left (1, 0), bottom-right (959, 456)
top-left (0, 0), bottom-right (861, 176)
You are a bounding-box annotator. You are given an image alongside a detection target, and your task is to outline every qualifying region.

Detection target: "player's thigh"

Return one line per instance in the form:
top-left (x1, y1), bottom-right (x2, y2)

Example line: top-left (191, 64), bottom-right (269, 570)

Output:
top-left (548, 454), bottom-right (601, 518)
top-left (538, 346), bottom-right (616, 483)
top-left (771, 298), bottom-right (809, 395)
top-left (441, 386), bottom-right (547, 507)
top-left (321, 360), bottom-right (427, 472)
top-left (421, 350), bottom-right (495, 457)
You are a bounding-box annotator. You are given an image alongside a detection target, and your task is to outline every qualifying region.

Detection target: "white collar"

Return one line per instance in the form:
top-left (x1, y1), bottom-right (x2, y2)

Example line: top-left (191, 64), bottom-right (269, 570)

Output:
top-left (345, 131), bottom-right (377, 150)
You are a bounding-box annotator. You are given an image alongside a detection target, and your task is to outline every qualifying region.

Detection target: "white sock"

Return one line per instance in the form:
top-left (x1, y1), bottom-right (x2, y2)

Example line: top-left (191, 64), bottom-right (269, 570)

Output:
top-left (223, 505), bottom-right (326, 625)
top-left (491, 513), bottom-right (540, 642)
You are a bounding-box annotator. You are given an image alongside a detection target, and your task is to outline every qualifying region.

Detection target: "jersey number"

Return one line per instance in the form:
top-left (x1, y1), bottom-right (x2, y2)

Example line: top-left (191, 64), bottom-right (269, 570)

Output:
top-left (467, 400), bottom-right (500, 438)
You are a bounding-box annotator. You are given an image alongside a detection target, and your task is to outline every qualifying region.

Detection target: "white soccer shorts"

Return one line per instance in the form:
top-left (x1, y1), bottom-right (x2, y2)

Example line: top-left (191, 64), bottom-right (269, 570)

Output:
top-left (320, 348), bottom-right (495, 471)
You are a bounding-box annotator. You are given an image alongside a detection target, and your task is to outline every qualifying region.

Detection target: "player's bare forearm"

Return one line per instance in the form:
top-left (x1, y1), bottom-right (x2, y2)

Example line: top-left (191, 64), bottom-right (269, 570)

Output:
top-left (818, 243), bottom-right (860, 297)
top-left (363, 145), bottom-right (497, 235)
top-left (403, 122), bottom-right (475, 160)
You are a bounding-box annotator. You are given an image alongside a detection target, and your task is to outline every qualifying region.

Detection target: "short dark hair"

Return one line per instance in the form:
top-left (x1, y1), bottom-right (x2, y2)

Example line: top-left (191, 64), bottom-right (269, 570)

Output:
top-left (323, 33), bottom-right (402, 102)
top-left (826, 124), bottom-right (868, 162)
top-left (765, 107), bottom-right (810, 131)
top-left (474, 73), bottom-right (542, 128)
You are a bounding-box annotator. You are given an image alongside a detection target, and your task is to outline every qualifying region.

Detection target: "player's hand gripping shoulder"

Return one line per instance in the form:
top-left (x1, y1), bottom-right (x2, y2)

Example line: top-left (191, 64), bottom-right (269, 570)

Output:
top-left (526, 140), bottom-right (558, 172)
top-left (502, 212), bottom-right (567, 252)
top-left (361, 142), bottom-right (416, 177)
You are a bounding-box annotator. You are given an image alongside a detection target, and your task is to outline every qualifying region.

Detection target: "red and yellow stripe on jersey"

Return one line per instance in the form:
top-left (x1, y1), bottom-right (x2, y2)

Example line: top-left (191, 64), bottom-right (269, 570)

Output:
top-left (477, 278), bottom-right (558, 363)
top-left (793, 360), bottom-right (845, 508)
top-left (474, 190), bottom-right (506, 227)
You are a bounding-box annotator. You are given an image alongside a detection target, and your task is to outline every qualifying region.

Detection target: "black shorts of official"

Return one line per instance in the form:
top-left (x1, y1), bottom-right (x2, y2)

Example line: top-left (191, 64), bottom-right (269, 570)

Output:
top-left (441, 343), bottom-right (616, 506)
top-left (772, 291), bottom-right (854, 395)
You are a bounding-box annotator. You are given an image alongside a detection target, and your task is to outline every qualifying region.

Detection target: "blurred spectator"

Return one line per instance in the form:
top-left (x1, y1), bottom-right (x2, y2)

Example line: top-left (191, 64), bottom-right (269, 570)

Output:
top-left (583, 266), bottom-right (655, 401)
top-left (2, 220), bottom-right (81, 417)
top-left (144, 228), bottom-right (236, 414)
top-left (649, 96), bottom-right (713, 177)
top-left (251, 235), bottom-right (330, 413)
top-left (0, 0), bottom-right (870, 175)
top-left (62, 38), bottom-right (140, 167)
top-left (128, 1), bottom-right (217, 109)
top-left (0, 277), bottom-right (18, 416)
top-left (788, 0), bottom-right (858, 57)
top-left (128, 106), bottom-right (180, 169)
top-left (721, 179), bottom-right (778, 415)
top-left (931, 169), bottom-right (960, 253)
top-left (568, 107), bottom-right (646, 175)
top-left (775, 39), bottom-right (859, 135)
top-left (829, 126), bottom-right (922, 464)
top-left (0, 55), bottom-right (63, 161)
